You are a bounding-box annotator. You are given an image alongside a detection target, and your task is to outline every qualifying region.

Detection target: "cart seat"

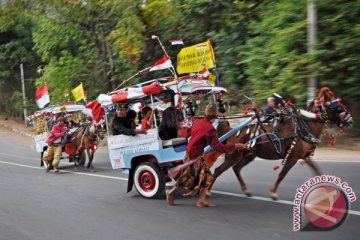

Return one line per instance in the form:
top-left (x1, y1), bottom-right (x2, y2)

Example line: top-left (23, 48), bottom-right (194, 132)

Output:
top-left (162, 137), bottom-right (187, 147)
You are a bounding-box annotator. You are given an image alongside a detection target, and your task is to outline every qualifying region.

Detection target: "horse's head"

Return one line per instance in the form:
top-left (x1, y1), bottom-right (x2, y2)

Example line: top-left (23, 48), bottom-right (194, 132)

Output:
top-left (216, 120), bottom-right (231, 137)
top-left (325, 98), bottom-right (353, 128)
top-left (88, 122), bottom-right (106, 140)
top-left (308, 87), bottom-right (353, 128)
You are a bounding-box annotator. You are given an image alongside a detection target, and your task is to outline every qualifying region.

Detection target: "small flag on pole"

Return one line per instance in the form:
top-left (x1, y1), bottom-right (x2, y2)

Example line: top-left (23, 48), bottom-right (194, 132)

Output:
top-left (35, 83), bottom-right (50, 109)
top-left (64, 90), bottom-right (69, 98)
top-left (86, 100), bottom-right (105, 123)
top-left (149, 54), bottom-right (173, 72)
top-left (169, 39), bottom-right (184, 45)
top-left (199, 67), bottom-right (210, 77)
top-left (71, 83), bottom-right (85, 102)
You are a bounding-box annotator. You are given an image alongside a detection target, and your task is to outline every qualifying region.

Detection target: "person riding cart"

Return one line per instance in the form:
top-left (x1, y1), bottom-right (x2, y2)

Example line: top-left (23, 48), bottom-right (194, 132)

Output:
top-left (112, 103), bottom-right (147, 136)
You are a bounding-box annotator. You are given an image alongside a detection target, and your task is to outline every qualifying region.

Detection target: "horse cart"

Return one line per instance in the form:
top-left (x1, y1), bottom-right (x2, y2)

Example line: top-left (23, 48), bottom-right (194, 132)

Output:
top-left (29, 103), bottom-right (95, 168)
top-left (98, 75), bottom-right (253, 199)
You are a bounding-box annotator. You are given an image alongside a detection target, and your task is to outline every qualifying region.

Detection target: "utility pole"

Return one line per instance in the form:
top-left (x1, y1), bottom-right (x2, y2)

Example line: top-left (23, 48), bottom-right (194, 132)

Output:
top-left (20, 63), bottom-right (27, 125)
top-left (307, 0), bottom-right (317, 102)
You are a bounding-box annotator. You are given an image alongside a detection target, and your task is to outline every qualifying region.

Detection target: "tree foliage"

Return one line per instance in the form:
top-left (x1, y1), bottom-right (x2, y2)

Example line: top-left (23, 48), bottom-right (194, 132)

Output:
top-left (0, 0), bottom-right (359, 122)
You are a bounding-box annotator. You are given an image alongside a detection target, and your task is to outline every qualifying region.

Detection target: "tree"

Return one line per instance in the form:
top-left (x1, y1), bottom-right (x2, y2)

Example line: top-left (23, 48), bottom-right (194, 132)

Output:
top-left (0, 2), bottom-right (40, 117)
top-left (315, 0), bottom-right (360, 111)
top-left (0, 0), bottom-right (359, 126)
top-left (242, 1), bottom-right (308, 104)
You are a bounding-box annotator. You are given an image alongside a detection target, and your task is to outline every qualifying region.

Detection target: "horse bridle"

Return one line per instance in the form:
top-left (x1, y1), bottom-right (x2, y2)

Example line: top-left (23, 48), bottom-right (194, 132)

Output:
top-left (313, 98), bottom-right (353, 128)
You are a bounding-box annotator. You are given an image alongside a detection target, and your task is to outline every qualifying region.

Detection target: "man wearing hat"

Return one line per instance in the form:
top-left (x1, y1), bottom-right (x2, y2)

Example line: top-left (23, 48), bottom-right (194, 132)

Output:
top-left (43, 117), bottom-right (68, 172)
top-left (112, 103), bottom-right (147, 136)
top-left (166, 103), bottom-right (248, 207)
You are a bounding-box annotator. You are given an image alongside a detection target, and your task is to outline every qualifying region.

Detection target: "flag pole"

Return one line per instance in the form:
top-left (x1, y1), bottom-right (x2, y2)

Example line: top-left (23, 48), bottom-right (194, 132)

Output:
top-left (151, 35), bottom-right (178, 79)
top-left (112, 66), bottom-right (151, 92)
top-left (20, 63), bottom-right (27, 126)
top-left (151, 35), bottom-right (182, 108)
top-left (151, 35), bottom-right (182, 107)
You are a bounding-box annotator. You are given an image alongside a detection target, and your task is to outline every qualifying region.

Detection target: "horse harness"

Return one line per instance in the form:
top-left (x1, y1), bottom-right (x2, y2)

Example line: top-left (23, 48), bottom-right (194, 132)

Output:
top-left (245, 107), bottom-right (320, 166)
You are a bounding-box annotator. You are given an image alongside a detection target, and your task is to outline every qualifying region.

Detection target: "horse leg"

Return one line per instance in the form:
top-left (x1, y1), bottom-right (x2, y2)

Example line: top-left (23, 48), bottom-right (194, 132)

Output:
top-left (270, 158), bottom-right (298, 200)
top-left (87, 149), bottom-right (95, 172)
top-left (232, 153), bottom-right (256, 197)
top-left (86, 149), bottom-right (91, 168)
top-left (78, 147), bottom-right (88, 167)
top-left (304, 156), bottom-right (322, 175)
top-left (73, 143), bottom-right (79, 169)
top-left (207, 153), bottom-right (239, 196)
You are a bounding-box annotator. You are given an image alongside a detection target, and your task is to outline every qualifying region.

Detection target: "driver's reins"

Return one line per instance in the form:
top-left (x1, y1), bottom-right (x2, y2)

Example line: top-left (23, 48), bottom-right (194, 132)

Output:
top-left (248, 104), bottom-right (320, 163)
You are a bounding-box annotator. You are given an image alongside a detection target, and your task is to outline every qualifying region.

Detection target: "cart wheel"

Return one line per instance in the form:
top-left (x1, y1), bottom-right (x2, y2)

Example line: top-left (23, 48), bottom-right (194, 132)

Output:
top-left (134, 162), bottom-right (165, 199)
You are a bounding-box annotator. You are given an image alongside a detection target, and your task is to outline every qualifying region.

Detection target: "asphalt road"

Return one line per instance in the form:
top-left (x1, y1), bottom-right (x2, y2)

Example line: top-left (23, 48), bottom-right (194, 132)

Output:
top-left (0, 128), bottom-right (359, 240)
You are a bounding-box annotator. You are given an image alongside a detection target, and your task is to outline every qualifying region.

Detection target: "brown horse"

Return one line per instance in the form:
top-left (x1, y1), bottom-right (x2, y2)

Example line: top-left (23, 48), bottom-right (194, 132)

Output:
top-left (69, 122), bottom-right (101, 171)
top-left (207, 88), bottom-right (353, 200)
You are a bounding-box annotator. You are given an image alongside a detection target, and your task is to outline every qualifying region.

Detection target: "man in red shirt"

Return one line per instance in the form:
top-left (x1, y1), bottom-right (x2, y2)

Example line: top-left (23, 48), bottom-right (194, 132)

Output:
top-left (43, 117), bottom-right (67, 173)
top-left (166, 103), bottom-right (248, 207)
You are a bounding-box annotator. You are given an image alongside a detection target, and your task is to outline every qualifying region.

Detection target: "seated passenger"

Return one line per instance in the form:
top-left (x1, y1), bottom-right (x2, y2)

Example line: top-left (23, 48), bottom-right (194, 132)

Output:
top-left (159, 107), bottom-right (180, 140)
top-left (112, 104), bottom-right (146, 136)
top-left (127, 109), bottom-right (137, 129)
top-left (141, 106), bottom-right (154, 130)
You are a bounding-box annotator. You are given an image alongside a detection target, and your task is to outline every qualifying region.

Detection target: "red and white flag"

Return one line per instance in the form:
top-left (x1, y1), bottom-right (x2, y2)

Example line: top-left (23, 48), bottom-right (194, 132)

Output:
top-left (35, 83), bottom-right (50, 109)
top-left (149, 54), bottom-right (173, 72)
top-left (86, 100), bottom-right (105, 123)
top-left (199, 67), bottom-right (210, 77)
top-left (169, 39), bottom-right (184, 45)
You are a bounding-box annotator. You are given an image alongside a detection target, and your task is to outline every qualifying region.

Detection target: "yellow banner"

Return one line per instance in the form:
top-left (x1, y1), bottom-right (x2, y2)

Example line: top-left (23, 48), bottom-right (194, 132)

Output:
top-left (71, 83), bottom-right (85, 102)
top-left (208, 73), bottom-right (216, 85)
top-left (176, 40), bottom-right (215, 75)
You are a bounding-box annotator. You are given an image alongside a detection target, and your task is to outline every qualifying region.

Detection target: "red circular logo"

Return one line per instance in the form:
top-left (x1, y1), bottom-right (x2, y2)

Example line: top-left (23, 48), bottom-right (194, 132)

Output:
top-left (303, 185), bottom-right (348, 229)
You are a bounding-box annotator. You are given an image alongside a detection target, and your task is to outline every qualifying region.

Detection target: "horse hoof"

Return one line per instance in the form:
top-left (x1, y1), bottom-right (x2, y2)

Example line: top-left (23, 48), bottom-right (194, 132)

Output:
top-left (206, 191), bottom-right (212, 197)
top-left (244, 191), bottom-right (252, 197)
top-left (270, 192), bottom-right (279, 200)
top-left (90, 169), bottom-right (95, 172)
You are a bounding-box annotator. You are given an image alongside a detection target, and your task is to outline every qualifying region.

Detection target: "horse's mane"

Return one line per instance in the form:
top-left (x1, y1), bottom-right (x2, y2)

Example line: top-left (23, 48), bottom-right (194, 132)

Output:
top-left (306, 87), bottom-right (335, 111)
top-left (316, 87), bottom-right (334, 101)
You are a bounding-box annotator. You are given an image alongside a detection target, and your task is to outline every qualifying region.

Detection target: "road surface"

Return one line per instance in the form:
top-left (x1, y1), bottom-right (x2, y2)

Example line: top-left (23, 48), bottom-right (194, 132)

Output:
top-left (0, 128), bottom-right (359, 240)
